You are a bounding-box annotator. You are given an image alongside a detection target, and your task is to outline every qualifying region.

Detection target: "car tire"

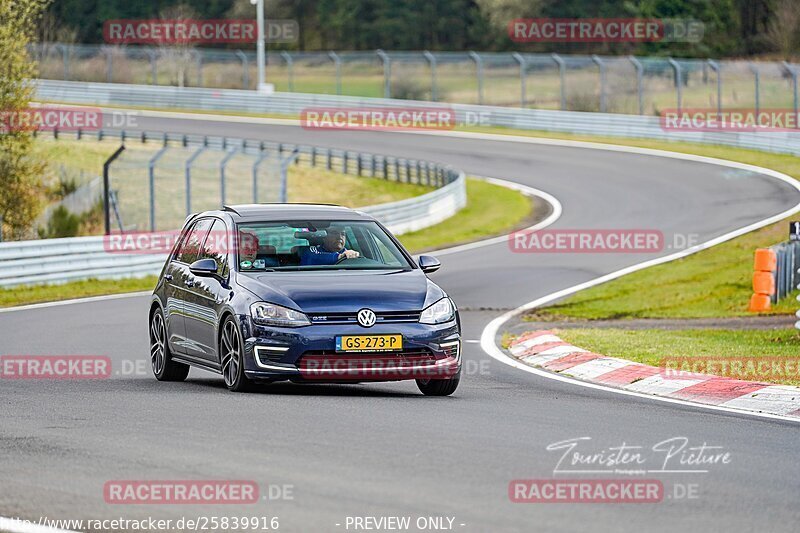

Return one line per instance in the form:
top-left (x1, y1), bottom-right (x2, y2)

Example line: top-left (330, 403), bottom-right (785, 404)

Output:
top-left (150, 307), bottom-right (190, 382)
top-left (416, 367), bottom-right (460, 396)
top-left (220, 316), bottom-right (256, 392)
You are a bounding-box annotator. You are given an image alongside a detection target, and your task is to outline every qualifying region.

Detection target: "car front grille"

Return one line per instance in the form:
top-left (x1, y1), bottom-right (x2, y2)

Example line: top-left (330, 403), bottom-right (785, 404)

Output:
top-left (307, 311), bottom-right (421, 325)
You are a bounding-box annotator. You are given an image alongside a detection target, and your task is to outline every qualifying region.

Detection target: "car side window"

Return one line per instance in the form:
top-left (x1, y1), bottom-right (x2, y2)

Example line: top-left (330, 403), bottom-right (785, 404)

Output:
top-left (202, 219), bottom-right (229, 277)
top-left (177, 218), bottom-right (213, 264)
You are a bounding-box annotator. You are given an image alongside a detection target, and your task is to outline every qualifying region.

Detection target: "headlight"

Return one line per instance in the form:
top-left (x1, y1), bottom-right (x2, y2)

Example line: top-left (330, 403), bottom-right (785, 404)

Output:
top-left (419, 297), bottom-right (455, 325)
top-left (250, 302), bottom-right (310, 327)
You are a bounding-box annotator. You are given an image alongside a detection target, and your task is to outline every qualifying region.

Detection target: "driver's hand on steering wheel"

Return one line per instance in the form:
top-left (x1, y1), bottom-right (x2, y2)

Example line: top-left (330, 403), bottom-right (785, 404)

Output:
top-left (338, 249), bottom-right (360, 261)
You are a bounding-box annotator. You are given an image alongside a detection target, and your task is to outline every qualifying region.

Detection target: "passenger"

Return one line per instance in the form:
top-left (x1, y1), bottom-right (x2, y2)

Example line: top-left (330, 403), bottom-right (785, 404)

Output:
top-left (239, 230), bottom-right (279, 269)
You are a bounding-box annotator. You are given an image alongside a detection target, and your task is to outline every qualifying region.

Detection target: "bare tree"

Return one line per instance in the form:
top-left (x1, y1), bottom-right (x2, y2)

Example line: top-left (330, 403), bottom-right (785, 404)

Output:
top-left (768, 0), bottom-right (800, 57)
top-left (158, 3), bottom-right (198, 87)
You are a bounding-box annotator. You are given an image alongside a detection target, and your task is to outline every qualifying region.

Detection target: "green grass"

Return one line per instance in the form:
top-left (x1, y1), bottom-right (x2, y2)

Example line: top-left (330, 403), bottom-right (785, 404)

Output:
top-left (398, 178), bottom-right (532, 252)
top-left (525, 219), bottom-right (799, 320)
top-left (0, 178), bottom-right (532, 308)
top-left (466, 129), bottom-right (800, 319)
top-left (557, 328), bottom-right (800, 386)
top-left (0, 277), bottom-right (158, 308)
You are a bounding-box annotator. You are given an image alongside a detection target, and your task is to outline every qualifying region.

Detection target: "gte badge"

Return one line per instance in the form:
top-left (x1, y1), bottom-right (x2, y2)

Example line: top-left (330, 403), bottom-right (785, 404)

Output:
top-left (790, 221), bottom-right (800, 241)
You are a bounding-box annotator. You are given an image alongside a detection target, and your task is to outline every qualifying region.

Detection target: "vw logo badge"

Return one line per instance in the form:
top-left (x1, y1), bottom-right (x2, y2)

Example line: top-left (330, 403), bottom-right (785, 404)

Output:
top-left (357, 308), bottom-right (377, 328)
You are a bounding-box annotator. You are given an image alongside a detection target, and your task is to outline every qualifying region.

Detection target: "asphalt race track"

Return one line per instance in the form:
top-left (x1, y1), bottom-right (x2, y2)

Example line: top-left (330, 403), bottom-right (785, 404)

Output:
top-left (2, 115), bottom-right (800, 532)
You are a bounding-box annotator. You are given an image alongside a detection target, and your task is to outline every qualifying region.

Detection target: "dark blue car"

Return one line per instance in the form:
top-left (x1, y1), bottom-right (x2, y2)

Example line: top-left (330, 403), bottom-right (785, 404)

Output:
top-left (149, 204), bottom-right (461, 395)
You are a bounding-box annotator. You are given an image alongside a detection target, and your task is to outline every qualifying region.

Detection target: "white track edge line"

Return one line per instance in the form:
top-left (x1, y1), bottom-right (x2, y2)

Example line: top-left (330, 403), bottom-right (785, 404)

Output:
top-left (0, 291), bottom-right (151, 313)
top-left (480, 160), bottom-right (800, 424)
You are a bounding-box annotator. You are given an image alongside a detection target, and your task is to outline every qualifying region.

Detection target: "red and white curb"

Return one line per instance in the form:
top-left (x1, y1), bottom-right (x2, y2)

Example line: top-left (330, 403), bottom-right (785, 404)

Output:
top-left (508, 331), bottom-right (800, 419)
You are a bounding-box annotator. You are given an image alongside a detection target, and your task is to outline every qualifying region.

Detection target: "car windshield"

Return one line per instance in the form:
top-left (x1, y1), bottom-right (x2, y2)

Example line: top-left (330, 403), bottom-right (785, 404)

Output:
top-left (236, 220), bottom-right (413, 271)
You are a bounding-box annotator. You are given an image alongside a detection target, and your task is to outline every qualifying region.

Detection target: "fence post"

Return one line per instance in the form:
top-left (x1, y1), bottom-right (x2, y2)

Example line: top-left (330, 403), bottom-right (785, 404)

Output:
top-left (54, 43), bottom-right (69, 80)
top-left (236, 50), bottom-right (249, 89)
top-left (468, 52), bottom-right (484, 105)
top-left (512, 52), bottom-right (526, 107)
top-left (148, 146), bottom-right (169, 232)
top-left (105, 47), bottom-right (113, 83)
top-left (707, 59), bottom-right (721, 116)
top-left (667, 58), bottom-right (682, 112)
top-left (147, 49), bottom-right (158, 85)
top-left (551, 53), bottom-right (566, 110)
top-left (102, 145), bottom-right (126, 235)
top-left (782, 61), bottom-right (798, 126)
top-left (591, 55), bottom-right (607, 113)
top-left (628, 56), bottom-right (644, 115)
top-left (279, 149), bottom-right (299, 203)
top-left (219, 148), bottom-right (239, 207)
top-left (749, 63), bottom-right (760, 116)
top-left (195, 50), bottom-right (203, 87)
top-left (328, 51), bottom-right (342, 95)
top-left (185, 147), bottom-right (206, 217)
top-left (281, 51), bottom-right (294, 92)
top-left (423, 51), bottom-right (437, 102)
top-left (252, 149), bottom-right (269, 203)
top-left (376, 50), bottom-right (391, 98)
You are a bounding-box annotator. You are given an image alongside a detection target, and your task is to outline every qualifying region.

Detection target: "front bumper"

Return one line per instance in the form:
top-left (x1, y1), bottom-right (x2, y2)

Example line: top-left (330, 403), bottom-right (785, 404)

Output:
top-left (241, 318), bottom-right (460, 382)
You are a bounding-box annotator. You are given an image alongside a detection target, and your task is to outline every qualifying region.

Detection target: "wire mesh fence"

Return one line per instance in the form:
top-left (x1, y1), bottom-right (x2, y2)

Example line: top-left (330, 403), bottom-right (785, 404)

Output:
top-left (33, 130), bottom-right (292, 233)
top-left (31, 128), bottom-right (459, 235)
top-left (31, 43), bottom-right (800, 116)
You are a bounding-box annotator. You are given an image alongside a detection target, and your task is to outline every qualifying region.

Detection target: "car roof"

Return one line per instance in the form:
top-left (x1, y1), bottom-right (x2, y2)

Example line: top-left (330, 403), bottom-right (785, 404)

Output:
top-left (198, 203), bottom-right (376, 223)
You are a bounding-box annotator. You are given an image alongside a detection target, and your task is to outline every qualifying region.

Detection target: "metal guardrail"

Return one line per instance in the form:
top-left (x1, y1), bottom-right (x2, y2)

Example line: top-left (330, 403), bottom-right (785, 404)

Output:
top-left (1, 126), bottom-right (465, 287)
top-left (36, 80), bottom-right (800, 158)
top-left (770, 241), bottom-right (800, 303)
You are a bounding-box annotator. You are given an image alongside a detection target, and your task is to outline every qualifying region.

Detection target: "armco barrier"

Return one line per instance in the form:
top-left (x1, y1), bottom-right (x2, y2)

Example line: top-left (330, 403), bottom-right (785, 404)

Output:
top-left (35, 80), bottom-right (800, 158)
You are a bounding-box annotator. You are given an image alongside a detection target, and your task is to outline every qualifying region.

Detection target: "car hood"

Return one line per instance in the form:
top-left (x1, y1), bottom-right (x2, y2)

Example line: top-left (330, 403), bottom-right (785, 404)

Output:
top-left (237, 269), bottom-right (445, 313)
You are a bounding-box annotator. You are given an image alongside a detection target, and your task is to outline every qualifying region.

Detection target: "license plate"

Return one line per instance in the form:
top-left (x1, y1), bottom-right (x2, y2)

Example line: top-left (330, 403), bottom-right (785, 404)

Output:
top-left (335, 334), bottom-right (403, 352)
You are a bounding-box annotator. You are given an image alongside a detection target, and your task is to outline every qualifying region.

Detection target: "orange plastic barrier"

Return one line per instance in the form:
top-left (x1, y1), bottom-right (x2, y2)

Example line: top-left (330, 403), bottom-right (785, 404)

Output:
top-left (749, 248), bottom-right (776, 312)
top-left (753, 248), bottom-right (777, 272)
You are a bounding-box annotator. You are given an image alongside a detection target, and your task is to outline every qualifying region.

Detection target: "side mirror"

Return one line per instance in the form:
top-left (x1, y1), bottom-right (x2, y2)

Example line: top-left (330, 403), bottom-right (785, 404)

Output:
top-left (189, 258), bottom-right (218, 277)
top-left (418, 255), bottom-right (441, 274)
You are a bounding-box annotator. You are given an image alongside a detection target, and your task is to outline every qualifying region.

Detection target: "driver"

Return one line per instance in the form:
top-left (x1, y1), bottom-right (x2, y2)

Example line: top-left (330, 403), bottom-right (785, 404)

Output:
top-left (300, 226), bottom-right (360, 266)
